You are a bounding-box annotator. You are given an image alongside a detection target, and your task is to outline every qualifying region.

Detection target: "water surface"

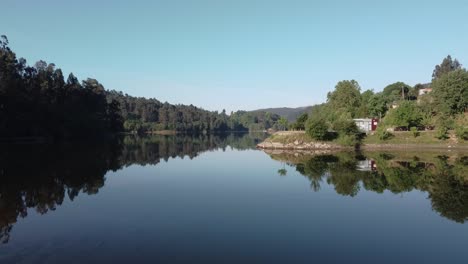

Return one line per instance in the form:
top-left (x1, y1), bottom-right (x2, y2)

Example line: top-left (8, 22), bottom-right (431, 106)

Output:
top-left (0, 134), bottom-right (467, 263)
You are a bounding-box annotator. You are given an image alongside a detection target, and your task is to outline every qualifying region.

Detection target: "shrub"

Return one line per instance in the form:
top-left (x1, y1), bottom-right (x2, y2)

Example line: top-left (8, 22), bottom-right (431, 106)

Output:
top-left (376, 126), bottom-right (392, 140)
top-left (410, 127), bottom-right (420, 138)
top-left (306, 118), bottom-right (328, 140)
top-left (336, 134), bottom-right (358, 146)
top-left (455, 126), bottom-right (468, 141)
top-left (332, 118), bottom-right (359, 135)
top-left (436, 126), bottom-right (449, 140)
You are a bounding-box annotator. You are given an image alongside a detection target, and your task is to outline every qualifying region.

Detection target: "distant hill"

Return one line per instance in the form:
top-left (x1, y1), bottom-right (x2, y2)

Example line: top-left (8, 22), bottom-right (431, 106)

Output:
top-left (251, 106), bottom-right (313, 122)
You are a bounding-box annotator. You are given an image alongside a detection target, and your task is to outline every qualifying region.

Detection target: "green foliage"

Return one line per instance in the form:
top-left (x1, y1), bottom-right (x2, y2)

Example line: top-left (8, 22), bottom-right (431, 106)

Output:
top-left (306, 118), bottom-right (328, 140)
top-left (382, 82), bottom-right (412, 102)
top-left (290, 113), bottom-right (308, 130)
top-left (435, 126), bottom-right (449, 140)
top-left (336, 134), bottom-right (359, 146)
top-left (432, 55), bottom-right (462, 80)
top-left (431, 69), bottom-right (468, 116)
top-left (376, 126), bottom-right (393, 140)
top-left (454, 114), bottom-right (468, 141)
top-left (455, 126), bottom-right (468, 141)
top-left (367, 93), bottom-right (388, 118)
top-left (107, 93), bottom-right (284, 134)
top-left (410, 127), bottom-right (420, 137)
top-left (435, 114), bottom-right (456, 130)
top-left (384, 101), bottom-right (423, 129)
top-left (278, 117), bottom-right (289, 131)
top-left (331, 117), bottom-right (361, 145)
top-left (332, 118), bottom-right (359, 136)
top-left (355, 89), bottom-right (373, 117)
top-left (327, 80), bottom-right (361, 118)
top-left (0, 36), bottom-right (122, 139)
top-left (420, 112), bottom-right (435, 130)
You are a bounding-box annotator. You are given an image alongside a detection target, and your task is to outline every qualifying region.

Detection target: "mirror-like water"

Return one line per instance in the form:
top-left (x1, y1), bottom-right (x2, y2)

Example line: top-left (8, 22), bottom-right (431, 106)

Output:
top-left (0, 134), bottom-right (467, 263)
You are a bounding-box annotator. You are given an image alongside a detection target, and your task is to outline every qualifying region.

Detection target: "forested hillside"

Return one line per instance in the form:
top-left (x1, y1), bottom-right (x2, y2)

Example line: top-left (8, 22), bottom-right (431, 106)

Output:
top-left (106, 91), bottom-right (282, 133)
top-left (0, 35), bottom-right (281, 139)
top-left (0, 36), bottom-right (122, 139)
top-left (252, 106), bottom-right (313, 122)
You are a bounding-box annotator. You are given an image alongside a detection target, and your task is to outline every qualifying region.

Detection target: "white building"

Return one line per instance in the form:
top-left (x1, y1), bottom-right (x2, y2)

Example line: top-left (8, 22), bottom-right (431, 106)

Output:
top-left (353, 118), bottom-right (378, 133)
top-left (418, 88), bottom-right (432, 96)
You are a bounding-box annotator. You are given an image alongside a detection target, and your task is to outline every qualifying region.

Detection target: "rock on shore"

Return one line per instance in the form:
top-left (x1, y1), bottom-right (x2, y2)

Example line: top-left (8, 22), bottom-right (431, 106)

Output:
top-left (256, 131), bottom-right (346, 150)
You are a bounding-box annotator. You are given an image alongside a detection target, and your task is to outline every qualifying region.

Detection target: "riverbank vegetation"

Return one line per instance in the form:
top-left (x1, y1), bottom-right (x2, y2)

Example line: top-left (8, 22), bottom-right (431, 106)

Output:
top-left (280, 55), bottom-right (468, 146)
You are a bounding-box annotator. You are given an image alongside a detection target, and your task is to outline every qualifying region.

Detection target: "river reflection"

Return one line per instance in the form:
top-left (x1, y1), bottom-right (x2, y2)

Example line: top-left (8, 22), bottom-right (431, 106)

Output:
top-left (267, 150), bottom-right (468, 223)
top-left (0, 133), bottom-right (266, 244)
top-left (1, 135), bottom-right (468, 263)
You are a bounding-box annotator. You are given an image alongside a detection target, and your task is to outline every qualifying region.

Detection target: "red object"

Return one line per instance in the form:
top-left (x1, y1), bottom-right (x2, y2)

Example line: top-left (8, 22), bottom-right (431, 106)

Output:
top-left (371, 118), bottom-right (379, 131)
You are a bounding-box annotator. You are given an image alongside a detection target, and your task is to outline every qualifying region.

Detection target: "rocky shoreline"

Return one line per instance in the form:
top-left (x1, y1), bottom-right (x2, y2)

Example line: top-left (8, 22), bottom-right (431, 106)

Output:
top-left (257, 131), bottom-right (468, 151)
top-left (256, 140), bottom-right (348, 150)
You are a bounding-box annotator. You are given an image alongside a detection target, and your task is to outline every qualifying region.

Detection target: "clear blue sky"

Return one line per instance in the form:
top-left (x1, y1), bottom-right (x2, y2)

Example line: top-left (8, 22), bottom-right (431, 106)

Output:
top-left (3, 0), bottom-right (468, 112)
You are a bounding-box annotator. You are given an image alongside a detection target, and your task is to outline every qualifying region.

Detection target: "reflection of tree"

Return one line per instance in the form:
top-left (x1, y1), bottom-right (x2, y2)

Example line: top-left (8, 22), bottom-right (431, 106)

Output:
top-left (0, 141), bottom-right (123, 243)
top-left (295, 155), bottom-right (337, 191)
top-left (427, 156), bottom-right (468, 223)
top-left (0, 133), bottom-right (266, 244)
top-left (271, 152), bottom-right (468, 223)
top-left (278, 168), bottom-right (287, 176)
top-left (120, 133), bottom-right (266, 166)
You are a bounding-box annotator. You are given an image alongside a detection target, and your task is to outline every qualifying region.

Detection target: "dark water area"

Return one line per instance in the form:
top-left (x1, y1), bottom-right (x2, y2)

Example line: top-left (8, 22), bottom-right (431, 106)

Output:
top-left (0, 133), bottom-right (467, 263)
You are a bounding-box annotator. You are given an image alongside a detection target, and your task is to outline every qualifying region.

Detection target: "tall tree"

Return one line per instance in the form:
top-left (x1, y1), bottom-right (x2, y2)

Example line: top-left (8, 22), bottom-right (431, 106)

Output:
top-left (327, 80), bottom-right (361, 118)
top-left (432, 55), bottom-right (462, 80)
top-left (291, 112), bottom-right (308, 130)
top-left (431, 69), bottom-right (468, 115)
top-left (381, 82), bottom-right (412, 102)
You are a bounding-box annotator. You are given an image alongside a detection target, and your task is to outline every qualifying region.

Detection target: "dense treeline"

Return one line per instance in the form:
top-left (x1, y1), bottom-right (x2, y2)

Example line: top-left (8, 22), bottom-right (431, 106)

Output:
top-left (0, 36), bottom-right (122, 139)
top-left (0, 35), bottom-right (281, 139)
top-left (106, 91), bottom-right (282, 134)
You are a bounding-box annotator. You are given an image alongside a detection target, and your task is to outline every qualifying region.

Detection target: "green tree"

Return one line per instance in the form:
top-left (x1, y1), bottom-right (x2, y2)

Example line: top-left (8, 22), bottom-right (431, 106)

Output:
top-left (431, 69), bottom-right (468, 116)
top-left (306, 118), bottom-right (328, 140)
top-left (356, 89), bottom-right (374, 117)
top-left (367, 93), bottom-right (388, 118)
top-left (291, 113), bottom-right (308, 130)
top-left (327, 80), bottom-right (361, 117)
top-left (432, 55), bottom-right (462, 80)
top-left (384, 101), bottom-right (423, 129)
top-left (381, 82), bottom-right (412, 102)
top-left (278, 117), bottom-right (289, 131)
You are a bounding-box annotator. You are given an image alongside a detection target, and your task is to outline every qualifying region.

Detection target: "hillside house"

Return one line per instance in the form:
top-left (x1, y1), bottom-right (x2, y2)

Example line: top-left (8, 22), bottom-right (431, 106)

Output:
top-left (418, 88), bottom-right (432, 96)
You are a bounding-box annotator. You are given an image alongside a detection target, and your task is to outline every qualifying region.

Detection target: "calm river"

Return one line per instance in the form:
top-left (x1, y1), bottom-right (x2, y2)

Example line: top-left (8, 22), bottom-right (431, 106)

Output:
top-left (0, 133), bottom-right (467, 263)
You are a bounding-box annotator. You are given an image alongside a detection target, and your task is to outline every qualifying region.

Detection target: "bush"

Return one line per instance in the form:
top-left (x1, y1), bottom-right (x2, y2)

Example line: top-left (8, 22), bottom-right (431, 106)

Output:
top-left (376, 126), bottom-right (393, 140)
top-left (336, 134), bottom-right (358, 146)
top-left (306, 118), bottom-right (328, 140)
top-left (455, 126), bottom-right (468, 141)
top-left (436, 126), bottom-right (449, 140)
top-left (410, 127), bottom-right (420, 138)
top-left (332, 118), bottom-right (359, 135)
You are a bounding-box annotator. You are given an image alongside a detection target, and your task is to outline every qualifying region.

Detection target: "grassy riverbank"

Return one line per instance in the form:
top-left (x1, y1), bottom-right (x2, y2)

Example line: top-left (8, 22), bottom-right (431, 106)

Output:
top-left (363, 130), bottom-right (468, 149)
top-left (258, 131), bottom-right (468, 150)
